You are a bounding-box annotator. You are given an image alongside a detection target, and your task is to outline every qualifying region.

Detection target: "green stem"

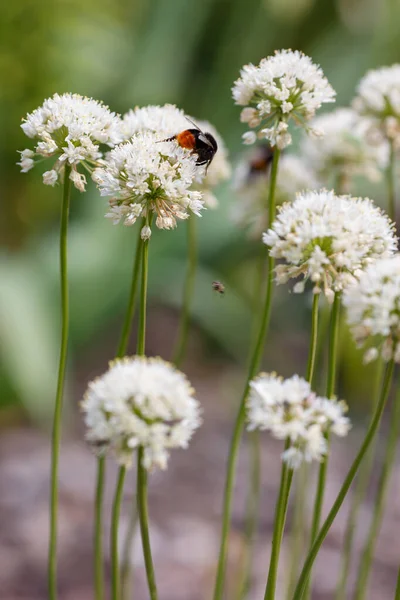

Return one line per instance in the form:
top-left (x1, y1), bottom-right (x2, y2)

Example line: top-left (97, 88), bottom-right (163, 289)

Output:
top-left (111, 466), bottom-right (127, 600)
top-left (212, 148), bottom-right (281, 600)
top-left (137, 224), bottom-right (150, 357)
top-left (94, 222), bottom-right (144, 600)
top-left (94, 456), bottom-right (106, 600)
top-left (291, 359), bottom-right (395, 600)
top-left (353, 385), bottom-right (400, 600)
top-left (334, 358), bottom-right (383, 600)
top-left (173, 216), bottom-right (197, 367)
top-left (264, 440), bottom-right (294, 600)
top-left (48, 164), bottom-right (72, 600)
top-left (304, 293), bottom-right (340, 600)
top-left (117, 220), bottom-right (145, 357)
top-left (286, 293), bottom-right (320, 598)
top-left (387, 139), bottom-right (396, 224)
top-left (395, 566), bottom-right (400, 600)
top-left (137, 447), bottom-right (158, 600)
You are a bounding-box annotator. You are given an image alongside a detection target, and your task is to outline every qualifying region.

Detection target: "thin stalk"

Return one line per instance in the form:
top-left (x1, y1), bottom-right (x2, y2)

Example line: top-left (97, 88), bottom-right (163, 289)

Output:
top-left (395, 566), bottom-right (400, 600)
top-left (137, 447), bottom-right (158, 600)
top-left (304, 293), bottom-right (340, 599)
top-left (291, 359), bottom-right (395, 600)
top-left (173, 216), bottom-right (197, 367)
top-left (264, 440), bottom-right (294, 600)
top-left (334, 358), bottom-right (383, 600)
top-left (353, 385), bottom-right (400, 600)
top-left (94, 222), bottom-right (144, 600)
top-left (387, 139), bottom-right (396, 224)
top-left (111, 466), bottom-right (127, 600)
top-left (212, 148), bottom-right (281, 600)
top-left (48, 164), bottom-right (72, 600)
top-left (286, 293), bottom-right (320, 598)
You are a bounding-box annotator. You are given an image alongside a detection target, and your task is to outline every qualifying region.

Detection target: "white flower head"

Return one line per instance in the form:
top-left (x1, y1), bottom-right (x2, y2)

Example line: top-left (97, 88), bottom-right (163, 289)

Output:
top-left (343, 254), bottom-right (400, 363)
top-left (18, 93), bottom-right (122, 191)
top-left (81, 356), bottom-right (202, 470)
top-left (232, 49), bottom-right (336, 149)
top-left (120, 104), bottom-right (230, 208)
top-left (301, 108), bottom-right (389, 188)
top-left (353, 65), bottom-right (400, 148)
top-left (232, 145), bottom-right (320, 237)
top-left (247, 372), bottom-right (350, 468)
top-left (93, 131), bottom-right (205, 230)
top-left (263, 190), bottom-right (397, 300)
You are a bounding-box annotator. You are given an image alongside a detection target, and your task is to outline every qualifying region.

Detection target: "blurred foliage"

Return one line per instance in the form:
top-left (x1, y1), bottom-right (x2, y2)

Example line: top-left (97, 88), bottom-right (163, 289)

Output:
top-left (0, 0), bottom-right (398, 422)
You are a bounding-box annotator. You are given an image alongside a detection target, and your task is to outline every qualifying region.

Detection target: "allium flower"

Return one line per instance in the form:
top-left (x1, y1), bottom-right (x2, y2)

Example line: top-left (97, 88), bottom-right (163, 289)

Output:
top-left (247, 373), bottom-right (350, 469)
top-left (81, 356), bottom-right (201, 470)
top-left (301, 108), bottom-right (389, 188)
top-left (232, 50), bottom-right (336, 149)
top-left (120, 104), bottom-right (231, 208)
top-left (263, 190), bottom-right (397, 301)
top-left (343, 255), bottom-right (400, 363)
top-left (93, 131), bottom-right (204, 229)
top-left (18, 93), bottom-right (122, 191)
top-left (232, 146), bottom-right (319, 237)
top-left (353, 65), bottom-right (400, 148)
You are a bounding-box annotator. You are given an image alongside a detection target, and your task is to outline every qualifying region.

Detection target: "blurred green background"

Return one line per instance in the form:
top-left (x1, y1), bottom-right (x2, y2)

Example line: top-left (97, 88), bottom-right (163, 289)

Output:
top-left (0, 0), bottom-right (398, 425)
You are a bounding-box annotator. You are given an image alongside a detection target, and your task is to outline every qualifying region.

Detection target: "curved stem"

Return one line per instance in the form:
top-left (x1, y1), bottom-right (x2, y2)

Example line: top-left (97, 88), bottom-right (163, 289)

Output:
top-left (334, 359), bottom-right (383, 600)
top-left (173, 216), bottom-right (197, 367)
top-left (94, 222), bottom-right (144, 600)
top-left (264, 440), bottom-right (294, 600)
top-left (48, 164), bottom-right (72, 600)
top-left (137, 447), bottom-right (158, 600)
top-left (353, 385), bottom-right (400, 600)
top-left (111, 466), bottom-right (127, 600)
top-left (306, 293), bottom-right (320, 385)
top-left (304, 293), bottom-right (340, 600)
top-left (212, 148), bottom-right (281, 600)
top-left (291, 359), bottom-right (395, 600)
top-left (387, 139), bottom-right (396, 224)
top-left (395, 565), bottom-right (400, 599)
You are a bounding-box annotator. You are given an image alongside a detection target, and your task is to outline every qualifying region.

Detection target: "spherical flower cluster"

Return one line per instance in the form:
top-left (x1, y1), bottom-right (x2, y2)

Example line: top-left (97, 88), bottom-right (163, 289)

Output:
top-left (343, 255), bottom-right (400, 364)
top-left (120, 104), bottom-right (231, 207)
top-left (232, 49), bottom-right (336, 149)
top-left (232, 147), bottom-right (319, 237)
top-left (81, 356), bottom-right (202, 470)
top-left (18, 93), bottom-right (122, 191)
top-left (263, 190), bottom-right (397, 301)
top-left (301, 108), bottom-right (388, 188)
top-left (93, 131), bottom-right (204, 233)
top-left (247, 373), bottom-right (350, 469)
top-left (353, 65), bottom-right (400, 148)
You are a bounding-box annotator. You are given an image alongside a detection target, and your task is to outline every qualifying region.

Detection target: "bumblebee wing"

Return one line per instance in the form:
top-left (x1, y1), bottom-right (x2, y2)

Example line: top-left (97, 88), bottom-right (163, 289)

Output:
top-left (198, 133), bottom-right (214, 147)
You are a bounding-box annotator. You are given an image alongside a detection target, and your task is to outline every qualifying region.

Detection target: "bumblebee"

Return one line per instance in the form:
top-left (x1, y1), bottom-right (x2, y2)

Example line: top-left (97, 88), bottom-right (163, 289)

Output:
top-left (163, 118), bottom-right (218, 172)
top-left (248, 143), bottom-right (274, 177)
top-left (212, 280), bottom-right (225, 295)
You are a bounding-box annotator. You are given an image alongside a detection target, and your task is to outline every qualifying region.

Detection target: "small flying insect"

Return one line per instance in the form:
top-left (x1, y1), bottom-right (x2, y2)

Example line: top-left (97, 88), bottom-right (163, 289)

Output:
top-left (162, 118), bottom-right (218, 172)
top-left (248, 143), bottom-right (274, 178)
top-left (212, 280), bottom-right (225, 295)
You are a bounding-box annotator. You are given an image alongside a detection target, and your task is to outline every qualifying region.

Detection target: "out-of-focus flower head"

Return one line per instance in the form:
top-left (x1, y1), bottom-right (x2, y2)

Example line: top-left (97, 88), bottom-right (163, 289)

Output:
top-left (263, 190), bottom-right (397, 302)
top-left (81, 356), bottom-right (202, 470)
top-left (247, 372), bottom-right (350, 469)
top-left (18, 93), bottom-right (122, 191)
top-left (232, 49), bottom-right (335, 149)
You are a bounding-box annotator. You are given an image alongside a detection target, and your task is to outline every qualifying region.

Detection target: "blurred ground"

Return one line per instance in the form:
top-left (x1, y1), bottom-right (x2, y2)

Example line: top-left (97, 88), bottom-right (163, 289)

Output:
top-left (1, 308), bottom-right (399, 600)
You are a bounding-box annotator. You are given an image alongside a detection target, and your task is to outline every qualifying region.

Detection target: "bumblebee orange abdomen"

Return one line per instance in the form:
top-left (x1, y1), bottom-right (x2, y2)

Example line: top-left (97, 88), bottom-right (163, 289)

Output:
top-left (176, 130), bottom-right (197, 150)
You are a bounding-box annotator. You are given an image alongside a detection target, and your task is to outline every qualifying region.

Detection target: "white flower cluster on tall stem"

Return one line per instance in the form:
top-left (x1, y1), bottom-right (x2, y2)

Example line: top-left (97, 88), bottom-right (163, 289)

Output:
top-left (18, 93), bottom-right (122, 191)
top-left (81, 356), bottom-right (202, 470)
top-left (120, 104), bottom-right (231, 208)
top-left (247, 373), bottom-right (350, 469)
top-left (232, 147), bottom-right (319, 237)
top-left (263, 190), bottom-right (397, 301)
top-left (343, 255), bottom-right (400, 364)
top-left (301, 108), bottom-right (389, 188)
top-left (232, 49), bottom-right (336, 149)
top-left (353, 65), bottom-right (400, 148)
top-left (93, 131), bottom-right (204, 231)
